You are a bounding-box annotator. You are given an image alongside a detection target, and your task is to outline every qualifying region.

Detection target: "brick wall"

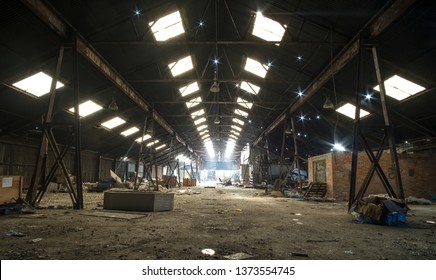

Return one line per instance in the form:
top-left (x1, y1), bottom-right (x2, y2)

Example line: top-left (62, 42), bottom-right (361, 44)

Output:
top-left (308, 151), bottom-right (436, 201)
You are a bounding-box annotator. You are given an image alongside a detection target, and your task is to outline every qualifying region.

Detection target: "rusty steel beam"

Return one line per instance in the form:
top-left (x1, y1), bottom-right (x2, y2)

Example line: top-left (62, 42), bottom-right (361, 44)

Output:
top-left (253, 0), bottom-right (419, 147)
top-left (20, 0), bottom-right (189, 150)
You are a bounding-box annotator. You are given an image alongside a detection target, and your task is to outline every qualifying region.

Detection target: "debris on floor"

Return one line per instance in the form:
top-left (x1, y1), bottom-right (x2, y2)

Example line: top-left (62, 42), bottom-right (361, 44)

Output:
top-left (224, 252), bottom-right (253, 260)
top-left (5, 230), bottom-right (26, 237)
top-left (201, 248), bottom-right (215, 256)
top-left (351, 196), bottom-right (408, 226)
top-left (291, 252), bottom-right (309, 258)
top-left (406, 196), bottom-right (432, 205)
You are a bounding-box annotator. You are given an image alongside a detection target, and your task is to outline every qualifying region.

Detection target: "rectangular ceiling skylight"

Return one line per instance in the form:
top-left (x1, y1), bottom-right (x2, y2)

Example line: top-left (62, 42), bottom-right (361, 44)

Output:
top-left (156, 144), bottom-right (167, 150)
top-left (101, 117), bottom-right (126, 129)
top-left (199, 129), bottom-right (209, 136)
top-left (229, 134), bottom-right (238, 140)
top-left (149, 11), bottom-right (184, 41)
top-left (244, 57), bottom-right (269, 78)
top-left (240, 81), bottom-right (260, 95)
top-left (231, 125), bottom-right (242, 132)
top-left (231, 130), bottom-right (240, 136)
top-left (232, 118), bottom-right (245, 126)
top-left (373, 75), bottom-right (425, 101)
top-left (237, 97), bottom-right (253, 110)
top-left (191, 108), bottom-right (205, 118)
top-left (235, 108), bottom-right (249, 117)
top-left (168, 56), bottom-right (193, 77)
top-left (179, 82), bottom-right (199, 97)
top-left (12, 71), bottom-right (64, 97)
top-left (196, 124), bottom-right (208, 132)
top-left (146, 140), bottom-right (160, 147)
top-left (135, 134), bottom-right (152, 143)
top-left (252, 12), bottom-right (286, 44)
top-left (186, 96), bottom-right (202, 109)
top-left (120, 127), bottom-right (139, 137)
top-left (193, 117), bottom-right (206, 125)
top-left (69, 100), bottom-right (102, 117)
top-left (336, 103), bottom-right (370, 120)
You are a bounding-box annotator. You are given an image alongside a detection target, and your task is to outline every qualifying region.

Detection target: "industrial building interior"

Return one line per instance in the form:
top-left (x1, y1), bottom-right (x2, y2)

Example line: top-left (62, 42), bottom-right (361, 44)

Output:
top-left (0, 0), bottom-right (435, 260)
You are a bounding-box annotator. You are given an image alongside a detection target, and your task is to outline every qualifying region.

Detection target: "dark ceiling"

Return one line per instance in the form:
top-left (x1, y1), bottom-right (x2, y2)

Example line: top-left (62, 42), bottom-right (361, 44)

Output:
top-left (0, 0), bottom-right (435, 165)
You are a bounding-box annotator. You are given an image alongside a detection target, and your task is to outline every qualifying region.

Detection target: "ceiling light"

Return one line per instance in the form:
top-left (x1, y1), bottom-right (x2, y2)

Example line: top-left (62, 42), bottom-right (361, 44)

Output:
top-left (323, 96), bottom-right (335, 109)
top-left (373, 75), bottom-right (425, 101)
top-left (108, 97), bottom-right (118, 111)
top-left (210, 81), bottom-right (220, 93)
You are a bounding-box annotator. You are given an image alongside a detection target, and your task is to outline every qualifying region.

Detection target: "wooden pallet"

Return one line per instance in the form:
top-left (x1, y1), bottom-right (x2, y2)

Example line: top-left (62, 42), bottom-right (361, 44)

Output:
top-left (304, 182), bottom-right (327, 198)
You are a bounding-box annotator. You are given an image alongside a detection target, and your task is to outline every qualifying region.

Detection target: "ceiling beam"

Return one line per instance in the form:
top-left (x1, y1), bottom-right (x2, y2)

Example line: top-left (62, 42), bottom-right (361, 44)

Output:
top-left (19, 0), bottom-right (194, 154)
top-left (253, 0), bottom-right (420, 147)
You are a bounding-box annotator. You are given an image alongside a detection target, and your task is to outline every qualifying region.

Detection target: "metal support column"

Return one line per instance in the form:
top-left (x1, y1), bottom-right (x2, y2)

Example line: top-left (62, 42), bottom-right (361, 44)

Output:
top-left (372, 46), bottom-right (404, 199)
top-left (290, 117), bottom-right (302, 191)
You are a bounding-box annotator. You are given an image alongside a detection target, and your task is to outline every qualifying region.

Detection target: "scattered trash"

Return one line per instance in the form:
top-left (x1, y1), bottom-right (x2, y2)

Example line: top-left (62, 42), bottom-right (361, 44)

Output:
top-left (76, 227), bottom-right (84, 231)
top-left (425, 221), bottom-right (435, 224)
top-left (30, 238), bottom-right (43, 243)
top-left (295, 213), bottom-right (302, 216)
top-left (344, 250), bottom-right (353, 254)
top-left (296, 222), bottom-right (303, 225)
top-left (6, 230), bottom-right (26, 237)
top-left (291, 252), bottom-right (309, 258)
top-left (351, 196), bottom-right (407, 226)
top-left (405, 196), bottom-right (432, 205)
top-left (201, 248), bottom-right (215, 256)
top-left (224, 252), bottom-right (253, 260)
top-left (235, 209), bottom-right (242, 212)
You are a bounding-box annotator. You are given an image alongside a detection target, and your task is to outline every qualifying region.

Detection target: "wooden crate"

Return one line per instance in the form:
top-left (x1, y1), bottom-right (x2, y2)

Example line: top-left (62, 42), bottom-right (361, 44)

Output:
top-left (0, 176), bottom-right (22, 205)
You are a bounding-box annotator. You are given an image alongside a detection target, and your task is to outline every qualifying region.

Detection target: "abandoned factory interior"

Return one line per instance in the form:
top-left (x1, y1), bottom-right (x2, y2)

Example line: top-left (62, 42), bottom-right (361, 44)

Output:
top-left (1, 0), bottom-right (436, 261)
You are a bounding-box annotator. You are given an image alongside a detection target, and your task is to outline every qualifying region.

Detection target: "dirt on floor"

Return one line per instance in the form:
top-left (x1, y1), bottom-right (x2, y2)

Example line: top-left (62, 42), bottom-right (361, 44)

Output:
top-left (0, 184), bottom-right (435, 260)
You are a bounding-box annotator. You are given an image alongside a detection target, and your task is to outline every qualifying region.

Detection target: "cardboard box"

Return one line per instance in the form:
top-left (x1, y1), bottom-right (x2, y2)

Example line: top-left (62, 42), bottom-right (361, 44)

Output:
top-left (0, 176), bottom-right (22, 205)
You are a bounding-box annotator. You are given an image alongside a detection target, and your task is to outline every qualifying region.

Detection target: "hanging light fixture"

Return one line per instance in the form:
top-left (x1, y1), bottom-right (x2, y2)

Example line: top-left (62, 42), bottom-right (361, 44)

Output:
top-left (108, 97), bottom-right (118, 111)
top-left (323, 95), bottom-right (334, 109)
top-left (210, 0), bottom-right (220, 93)
top-left (214, 115), bottom-right (221, 124)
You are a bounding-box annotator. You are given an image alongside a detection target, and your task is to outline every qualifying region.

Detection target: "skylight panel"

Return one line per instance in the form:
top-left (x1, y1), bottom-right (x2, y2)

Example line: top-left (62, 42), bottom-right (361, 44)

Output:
top-left (149, 11), bottom-right (185, 41)
top-left (240, 81), bottom-right (260, 95)
top-left (336, 103), bottom-right (370, 120)
top-left (237, 97), bottom-right (253, 110)
top-left (186, 96), bottom-right (202, 109)
top-left (121, 127), bottom-right (139, 137)
top-left (168, 56), bottom-right (193, 77)
top-left (191, 108), bottom-right (205, 118)
top-left (199, 129), bottom-right (209, 136)
top-left (235, 108), bottom-right (249, 117)
top-left (229, 134), bottom-right (238, 140)
top-left (244, 57), bottom-right (269, 78)
top-left (232, 118), bottom-right (245, 126)
top-left (231, 130), bottom-right (240, 136)
top-left (12, 71), bottom-right (64, 97)
top-left (196, 125), bottom-right (208, 132)
top-left (101, 117), bottom-right (126, 129)
top-left (135, 134), bottom-right (152, 143)
top-left (231, 125), bottom-right (242, 132)
top-left (373, 75), bottom-right (425, 101)
top-left (156, 144), bottom-right (167, 150)
top-left (193, 117), bottom-right (206, 125)
top-left (204, 140), bottom-right (215, 158)
top-left (252, 12), bottom-right (285, 44)
top-left (69, 100), bottom-right (102, 117)
top-left (146, 140), bottom-right (160, 147)
top-left (201, 134), bottom-right (209, 140)
top-left (179, 82), bottom-right (199, 97)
